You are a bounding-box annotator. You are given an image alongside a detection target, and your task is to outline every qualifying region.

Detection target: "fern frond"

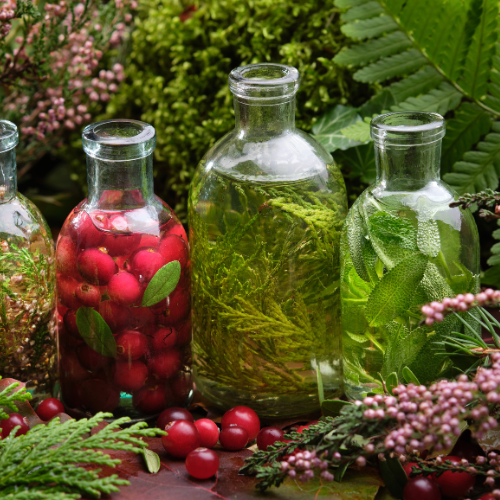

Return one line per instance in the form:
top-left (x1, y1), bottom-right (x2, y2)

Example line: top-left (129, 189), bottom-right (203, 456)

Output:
top-left (483, 46), bottom-right (500, 113)
top-left (341, 118), bottom-right (371, 142)
top-left (334, 31), bottom-right (412, 67)
top-left (441, 103), bottom-right (492, 174)
top-left (382, 0), bottom-right (405, 16)
top-left (387, 66), bottom-right (443, 103)
top-left (460, 0), bottom-right (499, 99)
top-left (485, 220), bottom-right (500, 281)
top-left (399, 0), bottom-right (443, 47)
top-left (353, 49), bottom-right (426, 83)
top-left (335, 0), bottom-right (371, 8)
top-left (444, 122), bottom-right (500, 194)
top-left (341, 0), bottom-right (384, 22)
top-left (341, 15), bottom-right (398, 40)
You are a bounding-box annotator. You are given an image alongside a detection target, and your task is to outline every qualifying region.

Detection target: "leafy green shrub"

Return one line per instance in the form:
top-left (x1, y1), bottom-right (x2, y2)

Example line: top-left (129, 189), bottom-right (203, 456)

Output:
top-left (93, 0), bottom-right (370, 219)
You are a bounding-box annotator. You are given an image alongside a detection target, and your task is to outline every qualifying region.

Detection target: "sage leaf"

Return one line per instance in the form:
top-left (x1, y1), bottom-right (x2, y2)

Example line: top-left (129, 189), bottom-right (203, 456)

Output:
top-left (346, 205), bottom-right (370, 281)
top-left (321, 399), bottom-right (353, 417)
top-left (141, 261), bottom-right (181, 307)
top-left (402, 366), bottom-right (420, 385)
top-left (76, 307), bottom-right (116, 358)
top-left (385, 372), bottom-right (398, 396)
top-left (367, 211), bottom-right (417, 250)
top-left (142, 448), bottom-right (161, 474)
top-left (417, 219), bottom-right (440, 257)
top-left (379, 455), bottom-right (408, 499)
top-left (365, 253), bottom-right (428, 327)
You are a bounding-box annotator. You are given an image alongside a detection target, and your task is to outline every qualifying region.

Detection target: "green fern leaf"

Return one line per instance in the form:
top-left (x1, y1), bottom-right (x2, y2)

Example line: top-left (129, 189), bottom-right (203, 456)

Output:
top-left (334, 31), bottom-right (412, 67)
top-left (342, 15), bottom-right (398, 40)
top-left (441, 102), bottom-right (492, 174)
top-left (353, 49), bottom-right (427, 83)
top-left (334, 144), bottom-right (376, 184)
top-left (341, 1), bottom-right (384, 22)
top-left (460, 0), bottom-right (499, 99)
top-left (381, 0), bottom-right (405, 16)
top-left (483, 47), bottom-right (500, 112)
top-left (399, 0), bottom-right (444, 47)
top-left (444, 122), bottom-right (500, 194)
top-left (391, 82), bottom-right (462, 115)
top-left (335, 0), bottom-right (371, 8)
top-left (341, 118), bottom-right (371, 142)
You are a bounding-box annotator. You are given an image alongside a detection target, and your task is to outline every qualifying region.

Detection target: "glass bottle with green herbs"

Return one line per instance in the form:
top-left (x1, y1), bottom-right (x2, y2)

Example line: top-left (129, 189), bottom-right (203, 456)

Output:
top-left (341, 112), bottom-right (480, 400)
top-left (189, 63), bottom-right (348, 417)
top-left (0, 120), bottom-right (56, 392)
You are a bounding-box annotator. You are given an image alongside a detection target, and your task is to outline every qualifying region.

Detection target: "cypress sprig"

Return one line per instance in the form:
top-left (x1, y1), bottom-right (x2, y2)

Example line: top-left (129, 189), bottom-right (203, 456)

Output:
top-left (0, 379), bottom-right (32, 420)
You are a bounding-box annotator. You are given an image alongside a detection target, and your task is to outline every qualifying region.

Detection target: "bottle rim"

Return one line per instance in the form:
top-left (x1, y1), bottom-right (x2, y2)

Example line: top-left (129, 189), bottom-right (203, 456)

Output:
top-left (82, 119), bottom-right (156, 160)
top-left (229, 63), bottom-right (300, 103)
top-left (0, 120), bottom-right (19, 153)
top-left (371, 111), bottom-right (445, 146)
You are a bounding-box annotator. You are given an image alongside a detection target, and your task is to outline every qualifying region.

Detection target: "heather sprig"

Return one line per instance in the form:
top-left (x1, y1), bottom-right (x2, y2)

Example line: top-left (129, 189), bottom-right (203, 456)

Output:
top-left (450, 189), bottom-right (500, 219)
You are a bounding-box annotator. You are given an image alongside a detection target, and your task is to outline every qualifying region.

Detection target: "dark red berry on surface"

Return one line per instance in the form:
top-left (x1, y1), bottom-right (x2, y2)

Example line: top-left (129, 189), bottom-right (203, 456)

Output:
top-left (297, 420), bottom-right (319, 434)
top-left (77, 344), bottom-right (110, 371)
top-left (159, 235), bottom-right (188, 269)
top-left (194, 419), bottom-right (220, 449)
top-left (130, 307), bottom-right (154, 328)
top-left (74, 282), bottom-right (101, 307)
top-left (63, 309), bottom-right (81, 339)
top-left (114, 361), bottom-right (148, 392)
top-left (36, 398), bottom-right (65, 421)
top-left (148, 348), bottom-right (182, 379)
top-left (68, 210), bottom-right (107, 248)
top-left (129, 248), bottom-right (166, 282)
top-left (98, 300), bottom-right (132, 332)
top-left (185, 448), bottom-right (219, 479)
top-left (77, 248), bottom-right (117, 285)
top-left (60, 352), bottom-right (89, 382)
top-left (221, 406), bottom-right (260, 442)
top-left (257, 427), bottom-right (284, 451)
top-left (133, 384), bottom-right (166, 414)
top-left (403, 462), bottom-right (421, 477)
top-left (157, 407), bottom-right (194, 430)
top-left (57, 275), bottom-right (81, 309)
top-left (116, 330), bottom-right (148, 361)
top-left (151, 327), bottom-right (178, 351)
top-left (404, 476), bottom-right (441, 500)
top-left (80, 378), bottom-right (120, 412)
top-left (433, 456), bottom-right (475, 499)
top-left (175, 319), bottom-right (191, 347)
top-left (0, 413), bottom-right (29, 439)
top-left (219, 426), bottom-right (249, 451)
top-left (56, 236), bottom-right (80, 278)
top-left (161, 420), bottom-right (201, 458)
top-left (107, 271), bottom-right (143, 306)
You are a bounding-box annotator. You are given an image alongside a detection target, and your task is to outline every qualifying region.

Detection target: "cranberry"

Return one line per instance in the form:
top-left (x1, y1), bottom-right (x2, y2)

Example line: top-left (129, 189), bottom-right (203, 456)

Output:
top-left (80, 378), bottom-right (120, 412)
top-left (151, 327), bottom-right (178, 351)
top-left (194, 419), bottom-right (220, 448)
top-left (157, 407), bottom-right (194, 430)
top-left (98, 300), bottom-right (132, 332)
top-left (129, 248), bottom-right (166, 282)
top-left (167, 373), bottom-right (193, 406)
top-left (403, 462), bottom-right (421, 477)
top-left (68, 210), bottom-right (106, 248)
top-left (56, 236), bottom-right (79, 278)
top-left (185, 448), bottom-right (219, 479)
top-left (161, 420), bottom-right (201, 458)
top-left (75, 283), bottom-right (101, 307)
top-left (221, 406), bottom-right (260, 442)
top-left (63, 309), bottom-right (81, 339)
top-left (479, 494), bottom-right (497, 500)
top-left (159, 235), bottom-right (188, 269)
top-left (57, 274), bottom-right (81, 309)
top-left (130, 307), bottom-right (154, 328)
top-left (77, 344), bottom-right (110, 371)
top-left (404, 476), bottom-right (441, 500)
top-left (116, 330), bottom-right (148, 361)
top-left (148, 348), bottom-right (182, 379)
top-left (36, 398), bottom-right (65, 421)
top-left (106, 271), bottom-right (141, 306)
top-left (175, 319), bottom-right (191, 347)
top-left (166, 222), bottom-right (188, 242)
top-left (297, 420), bottom-right (319, 434)
top-left (139, 234), bottom-right (160, 249)
top-left (0, 413), bottom-right (30, 438)
top-left (77, 248), bottom-right (117, 285)
top-left (114, 361), bottom-right (148, 392)
top-left (104, 215), bottom-right (141, 256)
top-left (133, 384), bottom-right (166, 414)
top-left (219, 426), bottom-right (248, 451)
top-left (60, 351), bottom-right (89, 382)
top-left (433, 456), bottom-right (475, 498)
top-left (257, 427), bottom-right (284, 451)
top-left (163, 287), bottom-right (190, 325)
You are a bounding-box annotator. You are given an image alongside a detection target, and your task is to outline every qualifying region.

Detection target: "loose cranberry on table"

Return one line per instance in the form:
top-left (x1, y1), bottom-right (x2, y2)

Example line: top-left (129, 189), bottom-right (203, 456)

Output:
top-left (221, 406), bottom-right (260, 442)
top-left (162, 420), bottom-right (201, 458)
top-left (433, 455), bottom-right (475, 499)
top-left (185, 448), bottom-right (219, 479)
top-left (297, 420), bottom-right (319, 434)
top-left (157, 407), bottom-right (194, 430)
top-left (257, 426), bottom-right (284, 451)
top-left (36, 398), bottom-right (65, 421)
top-left (0, 413), bottom-right (30, 439)
top-left (219, 426), bottom-right (249, 451)
top-left (403, 476), bottom-right (441, 500)
top-left (194, 419), bottom-right (220, 449)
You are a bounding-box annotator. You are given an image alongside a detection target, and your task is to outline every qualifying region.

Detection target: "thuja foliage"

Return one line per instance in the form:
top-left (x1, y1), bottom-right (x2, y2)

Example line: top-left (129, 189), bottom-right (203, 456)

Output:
top-left (0, 378), bottom-right (32, 420)
top-left (100, 0), bottom-right (370, 220)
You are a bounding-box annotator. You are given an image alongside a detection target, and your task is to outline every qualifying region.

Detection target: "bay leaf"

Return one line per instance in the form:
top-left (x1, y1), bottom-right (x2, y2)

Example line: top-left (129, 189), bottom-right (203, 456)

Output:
top-left (141, 260), bottom-right (181, 307)
top-left (76, 307), bottom-right (116, 358)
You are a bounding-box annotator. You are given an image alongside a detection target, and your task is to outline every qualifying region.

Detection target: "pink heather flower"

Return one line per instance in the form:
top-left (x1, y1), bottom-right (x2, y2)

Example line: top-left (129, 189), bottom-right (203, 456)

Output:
top-left (356, 456), bottom-right (366, 467)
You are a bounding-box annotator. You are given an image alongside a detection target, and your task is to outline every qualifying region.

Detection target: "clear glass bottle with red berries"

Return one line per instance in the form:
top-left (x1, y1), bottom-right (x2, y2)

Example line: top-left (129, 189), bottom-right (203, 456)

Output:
top-left (56, 119), bottom-right (191, 421)
top-left (0, 120), bottom-right (56, 392)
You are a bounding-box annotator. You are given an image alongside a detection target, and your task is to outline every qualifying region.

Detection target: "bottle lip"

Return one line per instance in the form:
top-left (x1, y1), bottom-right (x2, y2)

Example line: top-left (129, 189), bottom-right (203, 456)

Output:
top-left (228, 63), bottom-right (300, 103)
top-left (371, 111), bottom-right (445, 146)
top-left (82, 119), bottom-right (156, 160)
top-left (0, 120), bottom-right (19, 153)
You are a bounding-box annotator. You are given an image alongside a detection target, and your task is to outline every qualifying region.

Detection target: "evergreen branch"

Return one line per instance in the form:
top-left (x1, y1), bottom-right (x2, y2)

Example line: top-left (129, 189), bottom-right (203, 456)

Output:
top-left (0, 380), bottom-right (32, 420)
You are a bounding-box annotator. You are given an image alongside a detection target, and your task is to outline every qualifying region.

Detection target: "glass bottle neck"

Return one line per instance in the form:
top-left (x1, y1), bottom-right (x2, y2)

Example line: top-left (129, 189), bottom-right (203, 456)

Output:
top-left (86, 153), bottom-right (154, 209)
top-left (0, 148), bottom-right (17, 203)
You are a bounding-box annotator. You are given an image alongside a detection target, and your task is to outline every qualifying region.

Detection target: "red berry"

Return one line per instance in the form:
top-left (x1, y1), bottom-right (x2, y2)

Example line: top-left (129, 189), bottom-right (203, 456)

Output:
top-left (36, 398), bottom-right (65, 421)
top-left (221, 406), bottom-right (260, 442)
top-left (56, 236), bottom-right (79, 278)
top-left (404, 476), bottom-right (441, 500)
top-left (63, 309), bottom-right (81, 339)
top-left (77, 344), bottom-right (110, 371)
top-left (0, 413), bottom-right (29, 439)
top-left (116, 330), bottom-right (148, 361)
top-left (257, 427), bottom-right (284, 451)
top-left (104, 215), bottom-right (141, 256)
top-left (161, 420), bottom-right (201, 458)
top-left (403, 462), bottom-right (421, 477)
top-left (77, 248), bottom-right (117, 285)
top-left (108, 271), bottom-right (142, 306)
top-left (175, 319), bottom-right (191, 347)
top-left (166, 373), bottom-right (193, 406)
top-left (80, 378), bottom-right (120, 412)
top-left (130, 307), bottom-right (154, 328)
top-left (157, 287), bottom-right (190, 325)
top-left (114, 360), bottom-right (148, 392)
top-left (148, 348), bottom-right (182, 379)
top-left (98, 300), bottom-right (132, 332)
top-left (194, 419), bottom-right (220, 449)
top-left (75, 282), bottom-right (101, 307)
top-left (185, 448), bottom-right (219, 479)
top-left (57, 274), bottom-right (81, 309)
top-left (68, 210), bottom-right (107, 248)
top-left (133, 384), bottom-right (166, 414)
top-left (297, 420), bottom-right (319, 434)
top-left (159, 235), bottom-right (188, 269)
top-left (166, 222), bottom-right (188, 242)
top-left (479, 494), bottom-right (497, 500)
top-left (60, 351), bottom-right (89, 382)
top-left (433, 456), bottom-right (475, 499)
top-left (151, 327), bottom-right (178, 351)
top-left (129, 248), bottom-right (166, 282)
top-left (219, 426), bottom-right (248, 451)
top-left (139, 234), bottom-right (160, 249)
top-left (157, 407), bottom-right (194, 431)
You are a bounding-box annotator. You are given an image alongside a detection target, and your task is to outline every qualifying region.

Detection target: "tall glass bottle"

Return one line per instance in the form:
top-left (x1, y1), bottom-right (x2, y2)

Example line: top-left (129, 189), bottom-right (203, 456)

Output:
top-left (56, 119), bottom-right (191, 420)
top-left (189, 63), bottom-right (348, 417)
top-left (0, 120), bottom-right (56, 392)
top-left (341, 112), bottom-right (480, 400)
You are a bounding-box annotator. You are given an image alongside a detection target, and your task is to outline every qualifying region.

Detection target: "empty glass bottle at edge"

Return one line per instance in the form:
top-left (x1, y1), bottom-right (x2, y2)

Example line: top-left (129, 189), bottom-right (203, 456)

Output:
top-left (341, 112), bottom-right (480, 400)
top-left (56, 119), bottom-right (192, 421)
top-left (189, 63), bottom-right (348, 417)
top-left (0, 120), bottom-right (56, 393)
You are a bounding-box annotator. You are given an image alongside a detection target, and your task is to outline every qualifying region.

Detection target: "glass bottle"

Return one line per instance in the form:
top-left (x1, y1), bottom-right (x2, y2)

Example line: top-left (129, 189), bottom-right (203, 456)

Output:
top-left (0, 120), bottom-right (56, 392)
top-left (341, 112), bottom-right (480, 400)
top-left (189, 63), bottom-right (348, 417)
top-left (56, 119), bottom-right (192, 420)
